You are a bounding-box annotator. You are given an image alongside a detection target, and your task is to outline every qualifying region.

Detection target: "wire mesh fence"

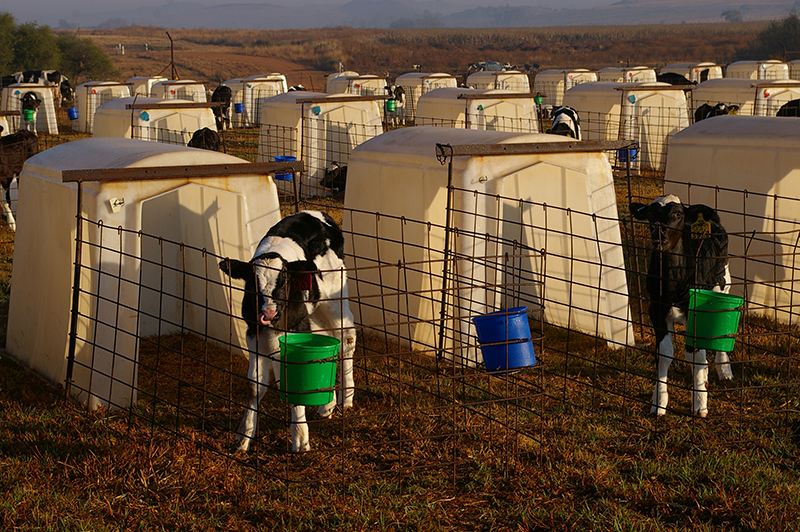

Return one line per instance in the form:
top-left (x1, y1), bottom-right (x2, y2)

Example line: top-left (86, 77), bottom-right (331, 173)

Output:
top-left (35, 151), bottom-right (796, 489)
top-left (63, 213), bottom-right (546, 484)
top-left (414, 114), bottom-right (542, 134)
top-left (230, 86), bottom-right (285, 128)
top-left (257, 117), bottom-right (382, 199)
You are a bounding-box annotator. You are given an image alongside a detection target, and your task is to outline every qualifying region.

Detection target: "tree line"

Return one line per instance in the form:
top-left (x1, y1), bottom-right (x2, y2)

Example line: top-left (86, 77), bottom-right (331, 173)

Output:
top-left (0, 11), bottom-right (118, 84)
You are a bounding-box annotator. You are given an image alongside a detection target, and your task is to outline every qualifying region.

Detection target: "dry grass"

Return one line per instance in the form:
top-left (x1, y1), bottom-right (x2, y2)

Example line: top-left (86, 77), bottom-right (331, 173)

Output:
top-left (68, 23), bottom-right (767, 89)
top-left (1, 23), bottom-right (799, 530)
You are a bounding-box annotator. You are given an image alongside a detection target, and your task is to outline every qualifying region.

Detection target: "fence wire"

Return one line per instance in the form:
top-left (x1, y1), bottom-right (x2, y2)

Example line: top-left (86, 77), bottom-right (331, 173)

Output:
top-left (52, 161), bottom-right (800, 487)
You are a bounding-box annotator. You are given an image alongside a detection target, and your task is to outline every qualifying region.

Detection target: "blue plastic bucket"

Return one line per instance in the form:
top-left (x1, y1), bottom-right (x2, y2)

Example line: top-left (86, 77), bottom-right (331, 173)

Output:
top-left (472, 307), bottom-right (536, 372)
top-left (67, 107), bottom-right (79, 120)
top-left (273, 155), bottom-right (296, 181)
top-left (233, 102), bottom-right (245, 113)
top-left (618, 141), bottom-right (638, 162)
top-left (278, 333), bottom-right (340, 406)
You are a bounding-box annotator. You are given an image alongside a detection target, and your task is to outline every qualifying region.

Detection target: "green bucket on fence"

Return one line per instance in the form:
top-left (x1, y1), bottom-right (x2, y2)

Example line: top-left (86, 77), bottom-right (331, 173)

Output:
top-left (686, 289), bottom-right (745, 352)
top-left (278, 333), bottom-right (340, 406)
top-left (385, 99), bottom-right (396, 112)
top-left (22, 109), bottom-right (34, 121)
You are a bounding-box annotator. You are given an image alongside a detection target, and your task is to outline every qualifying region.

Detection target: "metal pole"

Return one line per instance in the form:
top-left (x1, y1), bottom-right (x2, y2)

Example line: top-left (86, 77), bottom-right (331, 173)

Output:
top-left (65, 182), bottom-right (84, 397)
top-left (435, 144), bottom-right (455, 362)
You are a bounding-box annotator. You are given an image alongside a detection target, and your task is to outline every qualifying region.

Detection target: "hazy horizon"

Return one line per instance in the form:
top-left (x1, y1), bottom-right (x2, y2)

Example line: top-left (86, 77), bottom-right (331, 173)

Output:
top-left (0, 0), bottom-right (788, 30)
top-left (1, 0), bottom-right (618, 27)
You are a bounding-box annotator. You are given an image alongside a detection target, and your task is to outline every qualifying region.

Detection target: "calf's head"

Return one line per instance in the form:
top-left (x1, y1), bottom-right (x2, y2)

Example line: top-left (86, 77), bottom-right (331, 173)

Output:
top-left (631, 195), bottom-right (721, 253)
top-left (219, 254), bottom-right (320, 333)
top-left (630, 195), bottom-right (686, 252)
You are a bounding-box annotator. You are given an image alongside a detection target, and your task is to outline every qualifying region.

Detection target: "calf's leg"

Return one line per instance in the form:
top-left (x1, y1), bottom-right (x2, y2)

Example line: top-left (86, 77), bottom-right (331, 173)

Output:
top-left (651, 332), bottom-right (675, 416)
top-left (714, 351), bottom-right (734, 381)
top-left (290, 405), bottom-right (310, 452)
top-left (234, 332), bottom-right (278, 452)
top-left (687, 348), bottom-right (709, 417)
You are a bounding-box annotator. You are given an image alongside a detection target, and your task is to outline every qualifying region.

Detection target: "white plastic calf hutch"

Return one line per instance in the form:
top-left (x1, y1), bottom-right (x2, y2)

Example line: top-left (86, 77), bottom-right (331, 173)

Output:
top-left (126, 76), bottom-right (168, 97)
top-left (343, 127), bottom-right (634, 365)
top-left (258, 91), bottom-right (383, 197)
top-left (223, 73), bottom-right (288, 127)
top-left (563, 81), bottom-right (690, 171)
top-left (532, 69), bottom-right (597, 109)
top-left (326, 74), bottom-right (388, 96)
top-left (597, 66), bottom-right (656, 83)
top-left (394, 72), bottom-right (458, 121)
top-left (692, 79), bottom-right (800, 116)
top-left (415, 88), bottom-right (540, 133)
top-left (92, 97), bottom-right (218, 145)
top-left (663, 115), bottom-right (800, 324)
top-left (151, 80), bottom-right (208, 103)
top-left (725, 60), bottom-right (788, 80)
top-left (790, 60), bottom-right (800, 80)
top-left (326, 71), bottom-right (359, 93)
top-left (72, 82), bottom-right (131, 134)
top-left (466, 70), bottom-right (531, 92)
top-left (660, 62), bottom-right (723, 83)
top-left (0, 84), bottom-right (58, 134)
top-left (5, 137), bottom-right (284, 410)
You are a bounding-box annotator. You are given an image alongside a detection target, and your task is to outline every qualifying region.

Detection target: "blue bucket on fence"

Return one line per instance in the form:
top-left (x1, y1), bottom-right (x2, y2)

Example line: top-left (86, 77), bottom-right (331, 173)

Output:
top-left (67, 107), bottom-right (79, 120)
top-left (618, 141), bottom-right (638, 163)
top-left (472, 307), bottom-right (536, 372)
top-left (233, 102), bottom-right (245, 113)
top-left (274, 155), bottom-right (296, 181)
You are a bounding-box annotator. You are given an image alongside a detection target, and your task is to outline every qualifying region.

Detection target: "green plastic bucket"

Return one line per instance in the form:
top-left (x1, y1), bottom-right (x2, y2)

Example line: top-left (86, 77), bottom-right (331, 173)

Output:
top-left (22, 109), bottom-right (35, 121)
top-left (686, 289), bottom-right (744, 351)
top-left (385, 99), bottom-right (396, 112)
top-left (278, 333), bottom-right (340, 406)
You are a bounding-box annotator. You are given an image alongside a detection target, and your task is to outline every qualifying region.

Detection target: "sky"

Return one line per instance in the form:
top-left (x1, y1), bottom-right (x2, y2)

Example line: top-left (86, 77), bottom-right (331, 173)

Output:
top-left (0, 0), bottom-right (616, 27)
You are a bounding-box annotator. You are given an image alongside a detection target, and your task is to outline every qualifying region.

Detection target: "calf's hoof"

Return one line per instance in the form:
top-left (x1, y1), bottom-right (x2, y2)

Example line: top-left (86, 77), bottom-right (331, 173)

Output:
top-left (232, 435), bottom-right (252, 453)
top-left (292, 441), bottom-right (311, 453)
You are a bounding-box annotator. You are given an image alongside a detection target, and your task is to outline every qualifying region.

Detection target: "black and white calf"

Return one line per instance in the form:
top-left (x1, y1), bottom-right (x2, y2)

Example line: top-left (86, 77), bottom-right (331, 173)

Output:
top-left (210, 85), bottom-right (232, 131)
top-left (631, 195), bottom-right (733, 417)
top-left (0, 128), bottom-right (38, 230)
top-left (20, 92), bottom-right (41, 132)
top-left (693, 102), bottom-right (739, 123)
top-left (321, 161), bottom-right (347, 193)
top-left (220, 211), bottom-right (356, 452)
top-left (187, 127), bottom-right (221, 151)
top-left (12, 70), bottom-right (73, 106)
top-left (547, 106), bottom-right (581, 139)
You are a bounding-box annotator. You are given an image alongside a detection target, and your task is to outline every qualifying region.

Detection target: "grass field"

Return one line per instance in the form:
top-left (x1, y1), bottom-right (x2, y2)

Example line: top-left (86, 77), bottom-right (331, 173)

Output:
top-left (70, 22), bottom-right (768, 89)
top-left (1, 24), bottom-right (800, 530)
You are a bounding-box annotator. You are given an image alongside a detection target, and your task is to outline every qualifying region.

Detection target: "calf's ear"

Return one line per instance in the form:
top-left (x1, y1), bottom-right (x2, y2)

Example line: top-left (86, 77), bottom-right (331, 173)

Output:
top-left (684, 204), bottom-right (719, 224)
top-left (629, 202), bottom-right (650, 220)
top-left (285, 260), bottom-right (319, 293)
top-left (219, 259), bottom-right (252, 280)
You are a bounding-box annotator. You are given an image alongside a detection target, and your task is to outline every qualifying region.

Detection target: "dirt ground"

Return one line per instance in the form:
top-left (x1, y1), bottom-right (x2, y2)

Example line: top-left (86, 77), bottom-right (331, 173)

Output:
top-left (82, 30), bottom-right (329, 90)
top-left (107, 49), bottom-right (326, 91)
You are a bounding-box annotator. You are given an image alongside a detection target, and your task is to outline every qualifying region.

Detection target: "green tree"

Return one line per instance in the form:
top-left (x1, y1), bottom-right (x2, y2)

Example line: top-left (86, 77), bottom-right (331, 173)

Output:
top-left (722, 10), bottom-right (743, 23)
top-left (0, 12), bottom-right (16, 74)
top-left (57, 35), bottom-right (119, 84)
top-left (12, 22), bottom-right (59, 71)
top-left (742, 12), bottom-right (800, 59)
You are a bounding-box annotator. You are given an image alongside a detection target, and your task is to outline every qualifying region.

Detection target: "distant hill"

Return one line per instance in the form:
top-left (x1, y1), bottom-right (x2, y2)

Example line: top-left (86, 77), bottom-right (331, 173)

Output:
top-left (54, 0), bottom-right (798, 30)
